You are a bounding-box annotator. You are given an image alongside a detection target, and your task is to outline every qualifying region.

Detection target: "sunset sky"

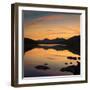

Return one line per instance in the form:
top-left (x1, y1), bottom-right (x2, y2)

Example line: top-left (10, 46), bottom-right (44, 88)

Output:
top-left (23, 10), bottom-right (80, 40)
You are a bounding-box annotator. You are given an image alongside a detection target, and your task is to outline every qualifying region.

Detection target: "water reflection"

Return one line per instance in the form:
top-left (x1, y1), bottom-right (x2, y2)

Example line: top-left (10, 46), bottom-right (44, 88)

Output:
top-left (24, 44), bottom-right (80, 77)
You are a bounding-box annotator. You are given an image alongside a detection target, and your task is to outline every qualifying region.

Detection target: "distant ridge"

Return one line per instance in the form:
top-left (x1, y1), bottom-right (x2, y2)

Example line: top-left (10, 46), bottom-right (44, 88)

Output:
top-left (37, 38), bottom-right (66, 44)
top-left (24, 35), bottom-right (80, 55)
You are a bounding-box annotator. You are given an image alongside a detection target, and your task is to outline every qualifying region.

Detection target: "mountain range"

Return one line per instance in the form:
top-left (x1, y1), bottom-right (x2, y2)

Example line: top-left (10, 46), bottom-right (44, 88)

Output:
top-left (24, 35), bottom-right (80, 55)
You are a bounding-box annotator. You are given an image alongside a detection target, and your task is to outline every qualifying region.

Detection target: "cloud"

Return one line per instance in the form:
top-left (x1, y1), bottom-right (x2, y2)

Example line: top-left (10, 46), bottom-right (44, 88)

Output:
top-left (37, 15), bottom-right (63, 21)
top-left (26, 15), bottom-right (63, 25)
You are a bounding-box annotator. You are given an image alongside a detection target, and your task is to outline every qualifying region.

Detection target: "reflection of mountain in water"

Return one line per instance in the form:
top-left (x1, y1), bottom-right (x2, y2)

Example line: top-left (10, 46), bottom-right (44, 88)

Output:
top-left (24, 35), bottom-right (80, 55)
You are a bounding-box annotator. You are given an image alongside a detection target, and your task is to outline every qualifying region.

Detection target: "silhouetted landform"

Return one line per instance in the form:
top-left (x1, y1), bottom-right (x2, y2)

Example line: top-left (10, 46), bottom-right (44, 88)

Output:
top-left (67, 56), bottom-right (80, 60)
top-left (24, 38), bottom-right (38, 53)
top-left (67, 36), bottom-right (80, 48)
top-left (70, 62), bottom-right (72, 64)
top-left (66, 36), bottom-right (80, 55)
top-left (60, 61), bottom-right (80, 75)
top-left (37, 36), bottom-right (80, 47)
top-left (65, 62), bottom-right (72, 65)
top-left (65, 63), bottom-right (68, 65)
top-left (24, 35), bottom-right (80, 55)
top-left (37, 38), bottom-right (66, 44)
top-left (67, 57), bottom-right (77, 60)
top-left (78, 57), bottom-right (80, 60)
top-left (35, 65), bottom-right (50, 70)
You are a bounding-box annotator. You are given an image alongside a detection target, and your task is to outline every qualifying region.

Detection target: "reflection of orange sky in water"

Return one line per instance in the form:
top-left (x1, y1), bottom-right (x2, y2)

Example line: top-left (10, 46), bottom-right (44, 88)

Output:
top-left (24, 48), bottom-right (79, 65)
top-left (24, 14), bottom-right (80, 40)
top-left (24, 48), bottom-right (79, 70)
top-left (25, 48), bottom-right (79, 58)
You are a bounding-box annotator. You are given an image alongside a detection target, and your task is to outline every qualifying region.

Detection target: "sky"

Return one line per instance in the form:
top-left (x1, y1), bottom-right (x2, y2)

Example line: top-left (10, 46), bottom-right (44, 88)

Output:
top-left (23, 10), bottom-right (80, 40)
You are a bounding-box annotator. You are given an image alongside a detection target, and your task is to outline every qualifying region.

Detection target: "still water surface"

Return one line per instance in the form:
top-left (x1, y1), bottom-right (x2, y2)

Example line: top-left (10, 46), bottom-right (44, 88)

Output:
top-left (24, 44), bottom-right (80, 77)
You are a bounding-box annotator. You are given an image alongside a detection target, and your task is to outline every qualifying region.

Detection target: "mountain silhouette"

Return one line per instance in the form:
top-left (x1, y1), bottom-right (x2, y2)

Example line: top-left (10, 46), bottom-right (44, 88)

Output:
top-left (66, 36), bottom-right (80, 48)
top-left (24, 38), bottom-right (38, 52)
top-left (24, 35), bottom-right (80, 55)
top-left (37, 38), bottom-right (66, 44)
top-left (66, 36), bottom-right (80, 55)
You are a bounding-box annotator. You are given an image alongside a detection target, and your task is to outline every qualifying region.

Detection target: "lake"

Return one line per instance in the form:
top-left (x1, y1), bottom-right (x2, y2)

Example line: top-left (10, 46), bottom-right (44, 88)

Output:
top-left (24, 44), bottom-right (80, 77)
